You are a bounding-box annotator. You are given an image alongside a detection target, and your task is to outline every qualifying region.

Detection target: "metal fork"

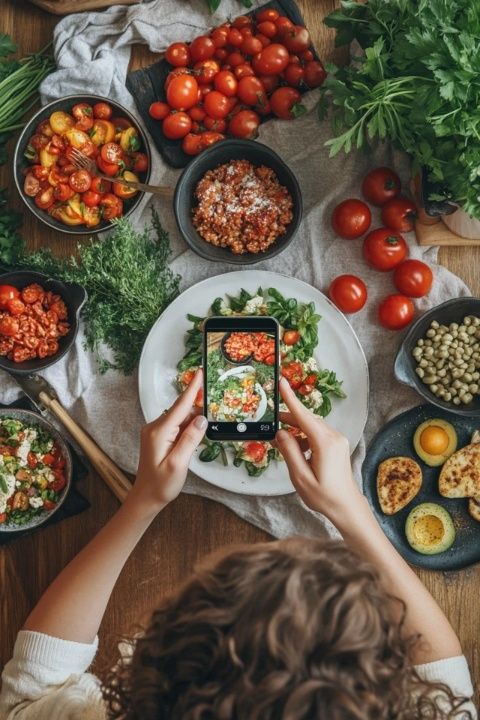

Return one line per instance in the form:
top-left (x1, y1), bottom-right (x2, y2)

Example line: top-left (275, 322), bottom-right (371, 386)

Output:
top-left (69, 147), bottom-right (173, 198)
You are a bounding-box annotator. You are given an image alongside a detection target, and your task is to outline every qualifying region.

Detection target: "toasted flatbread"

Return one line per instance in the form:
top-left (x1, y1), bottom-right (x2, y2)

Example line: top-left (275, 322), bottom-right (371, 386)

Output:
top-left (377, 457), bottom-right (422, 515)
top-left (438, 443), bottom-right (480, 498)
top-left (468, 497), bottom-right (480, 522)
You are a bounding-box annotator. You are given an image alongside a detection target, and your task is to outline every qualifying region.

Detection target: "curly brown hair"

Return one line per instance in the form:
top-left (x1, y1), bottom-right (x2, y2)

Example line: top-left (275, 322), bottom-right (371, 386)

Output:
top-left (103, 537), bottom-right (472, 719)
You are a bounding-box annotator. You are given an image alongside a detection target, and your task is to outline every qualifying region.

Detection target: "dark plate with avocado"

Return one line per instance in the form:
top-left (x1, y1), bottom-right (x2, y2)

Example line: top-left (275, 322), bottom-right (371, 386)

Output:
top-left (362, 404), bottom-right (480, 571)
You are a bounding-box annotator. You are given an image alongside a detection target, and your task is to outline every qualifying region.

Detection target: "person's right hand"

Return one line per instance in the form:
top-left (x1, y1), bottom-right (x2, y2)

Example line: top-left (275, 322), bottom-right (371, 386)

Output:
top-left (275, 376), bottom-right (363, 519)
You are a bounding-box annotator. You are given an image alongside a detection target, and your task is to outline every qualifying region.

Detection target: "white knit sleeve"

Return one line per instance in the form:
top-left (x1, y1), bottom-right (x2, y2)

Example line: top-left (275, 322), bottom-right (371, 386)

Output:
top-left (0, 631), bottom-right (106, 720)
top-left (415, 655), bottom-right (477, 718)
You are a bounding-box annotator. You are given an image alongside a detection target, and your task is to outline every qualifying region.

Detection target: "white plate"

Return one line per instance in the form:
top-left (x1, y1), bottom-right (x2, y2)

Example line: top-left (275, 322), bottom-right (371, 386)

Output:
top-left (139, 270), bottom-right (369, 496)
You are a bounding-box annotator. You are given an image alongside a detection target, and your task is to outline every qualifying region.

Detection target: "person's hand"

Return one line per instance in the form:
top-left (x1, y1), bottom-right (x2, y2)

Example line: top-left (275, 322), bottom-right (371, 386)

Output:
top-left (129, 369), bottom-right (207, 515)
top-left (275, 376), bottom-right (363, 520)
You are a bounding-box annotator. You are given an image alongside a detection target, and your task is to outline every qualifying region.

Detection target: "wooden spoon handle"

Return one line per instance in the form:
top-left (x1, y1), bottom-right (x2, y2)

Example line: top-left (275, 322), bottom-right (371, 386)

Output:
top-left (39, 391), bottom-right (132, 503)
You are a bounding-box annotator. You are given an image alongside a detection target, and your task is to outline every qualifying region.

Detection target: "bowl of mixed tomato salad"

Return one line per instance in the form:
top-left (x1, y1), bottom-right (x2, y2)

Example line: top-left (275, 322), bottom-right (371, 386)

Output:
top-left (14, 95), bottom-right (151, 234)
top-left (0, 408), bottom-right (72, 532)
top-left (0, 271), bottom-right (86, 373)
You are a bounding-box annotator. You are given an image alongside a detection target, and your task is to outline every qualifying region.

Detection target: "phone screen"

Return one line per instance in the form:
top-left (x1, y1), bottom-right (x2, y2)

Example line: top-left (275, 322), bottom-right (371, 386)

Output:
top-left (203, 316), bottom-right (279, 441)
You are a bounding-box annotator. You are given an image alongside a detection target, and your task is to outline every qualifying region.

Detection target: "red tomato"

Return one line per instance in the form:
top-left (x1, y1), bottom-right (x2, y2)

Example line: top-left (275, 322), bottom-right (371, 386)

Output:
top-left (27, 451), bottom-right (38, 469)
top-left (91, 177), bottom-right (111, 193)
top-left (97, 155), bottom-right (120, 177)
top-left (227, 28), bottom-right (243, 47)
top-left (69, 170), bottom-right (92, 193)
top-left (284, 63), bottom-right (304, 86)
top-left (52, 475), bottom-right (66, 492)
top-left (92, 102), bottom-right (112, 119)
top-left (6, 298), bottom-right (25, 316)
top-left (232, 15), bottom-right (252, 28)
top-left (23, 173), bottom-right (40, 197)
top-left (0, 514), bottom-right (6, 523)
top-left (270, 87), bottom-right (305, 119)
top-left (214, 48), bottom-right (228, 61)
top-left (162, 111), bottom-right (192, 139)
top-left (362, 166), bottom-right (401, 206)
top-left (167, 75), bottom-right (199, 111)
top-left (43, 499), bottom-right (57, 510)
top-left (194, 59), bottom-right (220, 85)
top-left (275, 16), bottom-right (294, 32)
top-left (34, 187), bottom-right (55, 210)
top-left (182, 132), bottom-right (204, 156)
top-left (53, 183), bottom-right (74, 201)
top-left (264, 354), bottom-right (276, 365)
top-left (279, 24), bottom-right (311, 53)
top-left (0, 316), bottom-right (19, 337)
top-left (281, 360), bottom-right (303, 389)
top-left (234, 63), bottom-right (255, 79)
top-left (204, 90), bottom-right (230, 119)
top-left (331, 199), bottom-right (372, 240)
top-left (258, 74), bottom-right (279, 93)
top-left (211, 27), bottom-right (229, 48)
top-left (257, 20), bottom-right (277, 38)
top-left (190, 35), bottom-right (215, 62)
top-left (130, 152), bottom-right (148, 173)
top-left (303, 60), bottom-right (326, 88)
top-left (204, 116), bottom-right (226, 132)
top-left (214, 69), bottom-right (237, 97)
top-left (256, 33), bottom-right (272, 48)
top-left (227, 109), bottom-right (260, 139)
top-left (257, 8), bottom-right (280, 22)
top-left (82, 190), bottom-right (102, 207)
top-left (378, 294), bottom-right (415, 330)
top-left (165, 41), bottom-right (191, 67)
top-left (283, 329), bottom-right (300, 345)
top-left (240, 35), bottom-right (263, 56)
top-left (237, 76), bottom-right (267, 107)
top-left (148, 101), bottom-right (170, 120)
top-left (297, 384), bottom-right (314, 396)
top-left (301, 49), bottom-right (314, 62)
top-left (252, 43), bottom-right (289, 75)
top-left (304, 373), bottom-right (317, 386)
top-left (363, 228), bottom-right (408, 271)
top-left (381, 196), bottom-right (416, 232)
top-left (226, 51), bottom-right (245, 68)
top-left (75, 115), bottom-right (94, 132)
top-left (328, 275), bottom-right (367, 313)
top-left (393, 259), bottom-right (433, 298)
top-left (188, 105), bottom-right (206, 122)
top-left (245, 441), bottom-right (267, 463)
top-left (199, 131), bottom-right (225, 148)
top-left (30, 165), bottom-right (49, 181)
top-left (100, 193), bottom-right (123, 220)
top-left (72, 102), bottom-right (92, 120)
top-left (101, 142), bottom-right (123, 164)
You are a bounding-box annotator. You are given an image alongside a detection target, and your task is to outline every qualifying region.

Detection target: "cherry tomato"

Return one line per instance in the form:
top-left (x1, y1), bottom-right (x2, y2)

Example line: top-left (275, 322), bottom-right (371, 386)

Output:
top-left (204, 90), bottom-right (231, 119)
top-left (182, 132), bottom-right (204, 156)
top-left (259, 74), bottom-right (279, 93)
top-left (328, 275), bottom-right (367, 313)
top-left (331, 199), bottom-right (372, 240)
top-left (72, 103), bottom-right (93, 120)
top-left (303, 60), bottom-right (326, 88)
top-left (97, 155), bottom-right (120, 177)
top-left (240, 35), bottom-right (263, 56)
top-left (162, 111), bottom-right (192, 139)
top-left (211, 27), bottom-right (229, 48)
top-left (362, 166), bottom-right (401, 206)
top-left (21, 284), bottom-right (43, 303)
top-left (232, 15), bottom-right (252, 29)
top-left (194, 59), bottom-right (220, 85)
top-left (26, 451), bottom-right (38, 469)
top-left (283, 329), bottom-right (300, 345)
top-left (381, 196), bottom-right (416, 232)
top-left (149, 101), bottom-right (170, 120)
top-left (100, 193), bottom-right (123, 220)
top-left (214, 48), bottom-right (228, 61)
top-left (203, 116), bottom-right (227, 132)
top-left (68, 170), bottom-right (92, 193)
top-left (214, 69), bottom-right (238, 97)
top-left (301, 49), bottom-right (314, 62)
top-left (0, 285), bottom-right (19, 309)
top-left (378, 294), bottom-right (415, 330)
top-left (275, 16), bottom-right (294, 32)
top-left (281, 360), bottom-right (303, 389)
top-left (393, 259), bottom-right (433, 298)
top-left (43, 499), bottom-right (57, 511)
top-left (199, 131), bottom-right (225, 148)
top-left (34, 187), bottom-right (55, 210)
top-left (297, 384), bottom-right (314, 396)
top-left (75, 115), bottom-right (94, 132)
top-left (256, 33), bottom-right (272, 48)
top-left (53, 183), bottom-right (74, 201)
top-left (165, 67), bottom-right (192, 89)
top-left (82, 190), bottom-right (102, 207)
top-left (234, 63), bottom-right (255, 79)
top-left (101, 141), bottom-right (123, 164)
top-left (264, 354), bottom-right (276, 365)
top-left (166, 75), bottom-right (199, 111)
top-left (30, 165), bottom-right (49, 181)
top-left (165, 41), bottom-right (191, 67)
top-left (190, 35), bottom-right (215, 62)
top-left (91, 177), bottom-right (111, 193)
top-left (363, 228), bottom-right (408, 271)
top-left (51, 475), bottom-right (66, 492)
top-left (24, 173), bottom-right (40, 197)
top-left (227, 28), bottom-right (243, 47)
top-left (0, 316), bottom-right (19, 337)
top-left (228, 109), bottom-right (260, 139)
top-left (257, 20), bottom-right (277, 38)
top-left (279, 24), bottom-right (311, 53)
top-left (130, 151), bottom-right (148, 173)
top-left (256, 8), bottom-right (279, 22)
top-left (270, 86), bottom-right (305, 119)
top-left (244, 441), bottom-right (267, 463)
top-left (226, 51), bottom-right (245, 68)
top-left (112, 171), bottom-right (139, 199)
top-left (237, 76), bottom-right (267, 107)
top-left (92, 102), bottom-right (112, 119)
top-left (0, 513), bottom-right (6, 524)
top-left (284, 63), bottom-right (304, 86)
top-left (6, 298), bottom-right (25, 316)
top-left (252, 44), bottom-right (289, 75)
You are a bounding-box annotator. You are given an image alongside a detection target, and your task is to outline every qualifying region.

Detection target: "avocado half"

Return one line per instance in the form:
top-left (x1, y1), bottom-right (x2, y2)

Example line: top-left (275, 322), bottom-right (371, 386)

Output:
top-left (413, 419), bottom-right (457, 467)
top-left (405, 503), bottom-right (455, 555)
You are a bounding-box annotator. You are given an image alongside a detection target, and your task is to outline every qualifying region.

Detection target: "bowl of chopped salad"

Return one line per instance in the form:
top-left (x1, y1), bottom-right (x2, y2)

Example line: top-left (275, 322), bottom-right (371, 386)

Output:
top-left (0, 409), bottom-right (72, 532)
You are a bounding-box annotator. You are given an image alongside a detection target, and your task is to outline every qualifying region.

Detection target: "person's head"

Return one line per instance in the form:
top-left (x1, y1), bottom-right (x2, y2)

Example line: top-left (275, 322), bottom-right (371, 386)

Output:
top-left (103, 537), bottom-right (470, 719)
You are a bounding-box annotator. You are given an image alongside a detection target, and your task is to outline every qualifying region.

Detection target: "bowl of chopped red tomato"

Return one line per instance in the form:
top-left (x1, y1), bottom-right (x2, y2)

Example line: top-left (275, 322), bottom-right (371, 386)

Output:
top-left (0, 271), bottom-right (86, 374)
top-left (14, 95), bottom-right (151, 234)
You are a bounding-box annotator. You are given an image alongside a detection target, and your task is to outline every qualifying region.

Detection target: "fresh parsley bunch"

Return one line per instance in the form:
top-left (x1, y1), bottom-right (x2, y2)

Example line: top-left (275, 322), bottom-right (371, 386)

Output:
top-left (320, 0), bottom-right (480, 218)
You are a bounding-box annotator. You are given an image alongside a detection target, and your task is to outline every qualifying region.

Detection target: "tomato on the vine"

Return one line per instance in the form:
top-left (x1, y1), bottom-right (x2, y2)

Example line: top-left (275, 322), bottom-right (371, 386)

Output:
top-left (363, 228), bottom-right (408, 271)
top-left (331, 199), bottom-right (372, 239)
top-left (378, 294), bottom-right (414, 330)
top-left (270, 87), bottom-right (305, 119)
top-left (328, 275), bottom-right (367, 314)
top-left (362, 167), bottom-right (401, 206)
top-left (393, 259), bottom-right (433, 298)
top-left (381, 197), bottom-right (416, 232)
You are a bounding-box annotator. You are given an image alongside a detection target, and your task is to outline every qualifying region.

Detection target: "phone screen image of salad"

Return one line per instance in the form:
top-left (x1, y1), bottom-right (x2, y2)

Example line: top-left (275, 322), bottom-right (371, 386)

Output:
top-left (205, 327), bottom-right (277, 438)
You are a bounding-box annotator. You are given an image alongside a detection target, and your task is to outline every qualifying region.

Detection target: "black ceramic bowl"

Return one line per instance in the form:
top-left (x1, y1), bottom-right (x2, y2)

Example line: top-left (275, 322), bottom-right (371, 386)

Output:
top-left (0, 270), bottom-right (86, 375)
top-left (13, 94), bottom-right (151, 235)
top-left (394, 297), bottom-right (480, 417)
top-left (173, 139), bottom-right (302, 265)
top-left (221, 331), bottom-right (253, 365)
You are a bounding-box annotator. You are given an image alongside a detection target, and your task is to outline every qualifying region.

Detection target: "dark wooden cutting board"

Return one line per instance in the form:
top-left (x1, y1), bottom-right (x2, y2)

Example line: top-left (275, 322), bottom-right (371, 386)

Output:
top-left (125, 0), bottom-right (319, 168)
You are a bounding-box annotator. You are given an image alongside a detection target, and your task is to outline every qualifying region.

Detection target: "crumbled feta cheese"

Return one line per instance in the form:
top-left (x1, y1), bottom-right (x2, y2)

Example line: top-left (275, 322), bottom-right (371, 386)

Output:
top-left (17, 439), bottom-right (31, 463)
top-left (0, 472), bottom-right (16, 513)
top-left (304, 357), bottom-right (319, 373)
top-left (219, 301), bottom-right (233, 316)
top-left (309, 389), bottom-right (323, 409)
top-left (29, 496), bottom-right (43, 509)
top-left (243, 295), bottom-right (264, 314)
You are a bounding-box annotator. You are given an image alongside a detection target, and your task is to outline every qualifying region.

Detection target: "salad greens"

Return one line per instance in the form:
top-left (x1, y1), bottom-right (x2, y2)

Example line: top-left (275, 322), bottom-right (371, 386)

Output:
top-left (320, 0), bottom-right (480, 217)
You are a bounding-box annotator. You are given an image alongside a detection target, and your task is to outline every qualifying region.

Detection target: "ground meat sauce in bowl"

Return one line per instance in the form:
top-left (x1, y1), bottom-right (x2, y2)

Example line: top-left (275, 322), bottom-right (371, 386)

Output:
top-left (192, 159), bottom-right (294, 255)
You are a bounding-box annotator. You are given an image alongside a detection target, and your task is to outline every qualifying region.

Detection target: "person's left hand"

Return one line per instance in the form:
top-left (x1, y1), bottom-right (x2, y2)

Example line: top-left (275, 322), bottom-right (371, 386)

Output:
top-left (129, 369), bottom-right (207, 514)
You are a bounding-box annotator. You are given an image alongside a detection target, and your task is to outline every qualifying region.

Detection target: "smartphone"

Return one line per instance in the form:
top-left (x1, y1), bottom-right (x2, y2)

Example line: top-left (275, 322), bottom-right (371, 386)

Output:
top-left (203, 316), bottom-right (279, 441)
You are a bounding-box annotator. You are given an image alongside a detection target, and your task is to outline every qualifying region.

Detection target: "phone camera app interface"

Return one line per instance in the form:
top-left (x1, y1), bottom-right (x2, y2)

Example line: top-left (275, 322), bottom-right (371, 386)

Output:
top-left (206, 330), bottom-right (276, 432)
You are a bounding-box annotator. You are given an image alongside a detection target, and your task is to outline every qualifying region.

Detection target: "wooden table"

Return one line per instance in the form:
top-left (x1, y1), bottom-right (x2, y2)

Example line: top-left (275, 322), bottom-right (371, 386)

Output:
top-left (0, 0), bottom-right (479, 693)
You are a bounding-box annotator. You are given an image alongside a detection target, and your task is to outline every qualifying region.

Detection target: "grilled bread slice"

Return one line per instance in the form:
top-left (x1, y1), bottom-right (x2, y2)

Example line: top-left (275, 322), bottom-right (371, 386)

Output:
top-left (377, 457), bottom-right (422, 515)
top-left (438, 443), bottom-right (480, 498)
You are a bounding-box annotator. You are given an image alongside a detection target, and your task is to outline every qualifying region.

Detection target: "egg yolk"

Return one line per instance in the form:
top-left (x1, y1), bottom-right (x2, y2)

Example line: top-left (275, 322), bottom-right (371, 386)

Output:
top-left (419, 426), bottom-right (449, 455)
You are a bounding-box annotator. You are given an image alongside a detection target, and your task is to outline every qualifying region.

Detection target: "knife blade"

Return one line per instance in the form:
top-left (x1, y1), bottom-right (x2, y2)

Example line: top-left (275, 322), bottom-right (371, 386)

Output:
top-left (10, 372), bottom-right (56, 416)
